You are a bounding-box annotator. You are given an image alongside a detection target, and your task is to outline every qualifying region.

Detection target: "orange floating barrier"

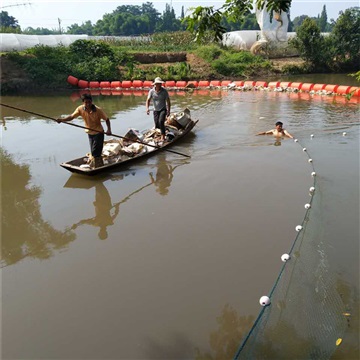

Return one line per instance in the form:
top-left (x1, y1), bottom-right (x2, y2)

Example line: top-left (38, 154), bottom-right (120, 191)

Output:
top-left (100, 81), bottom-right (111, 88)
top-left (233, 81), bottom-right (244, 87)
top-left (89, 81), bottom-right (100, 88)
top-left (122, 80), bottom-right (132, 88)
top-left (349, 87), bottom-right (360, 96)
top-left (268, 81), bottom-right (280, 88)
top-left (244, 81), bottom-right (255, 87)
top-left (210, 80), bottom-right (221, 86)
top-left (132, 80), bottom-right (143, 88)
top-left (221, 80), bottom-right (232, 86)
top-left (324, 84), bottom-right (339, 93)
top-left (165, 80), bottom-right (176, 87)
top-left (255, 81), bottom-right (268, 87)
top-left (289, 82), bottom-right (303, 90)
top-left (143, 80), bottom-right (153, 87)
top-left (336, 85), bottom-right (351, 95)
top-left (280, 82), bottom-right (291, 88)
top-left (198, 80), bottom-right (210, 87)
top-left (67, 75), bottom-right (79, 86)
top-left (111, 81), bottom-right (122, 88)
top-left (301, 83), bottom-right (314, 92)
top-left (78, 80), bottom-right (89, 88)
top-left (186, 80), bottom-right (198, 88)
top-left (176, 81), bottom-right (187, 88)
top-left (313, 83), bottom-right (326, 91)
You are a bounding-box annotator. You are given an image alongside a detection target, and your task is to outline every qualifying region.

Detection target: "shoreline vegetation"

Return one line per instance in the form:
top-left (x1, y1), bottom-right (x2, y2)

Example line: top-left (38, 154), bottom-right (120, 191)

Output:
top-left (1, 14), bottom-right (359, 95)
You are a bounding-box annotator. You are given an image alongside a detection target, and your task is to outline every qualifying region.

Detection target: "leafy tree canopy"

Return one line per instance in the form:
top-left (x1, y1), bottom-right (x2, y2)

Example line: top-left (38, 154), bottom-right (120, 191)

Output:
top-left (184, 0), bottom-right (292, 42)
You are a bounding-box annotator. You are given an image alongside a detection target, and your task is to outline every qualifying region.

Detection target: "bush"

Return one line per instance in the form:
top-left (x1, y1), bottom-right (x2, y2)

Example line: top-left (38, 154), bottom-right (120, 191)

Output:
top-left (290, 18), bottom-right (327, 71)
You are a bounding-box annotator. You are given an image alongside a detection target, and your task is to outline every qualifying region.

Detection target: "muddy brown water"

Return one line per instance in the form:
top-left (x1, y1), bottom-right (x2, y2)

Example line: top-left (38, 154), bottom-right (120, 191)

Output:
top-left (1, 77), bottom-right (359, 359)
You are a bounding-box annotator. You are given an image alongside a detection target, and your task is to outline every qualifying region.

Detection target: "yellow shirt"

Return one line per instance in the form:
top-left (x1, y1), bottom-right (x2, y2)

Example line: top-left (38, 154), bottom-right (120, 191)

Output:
top-left (72, 105), bottom-right (108, 135)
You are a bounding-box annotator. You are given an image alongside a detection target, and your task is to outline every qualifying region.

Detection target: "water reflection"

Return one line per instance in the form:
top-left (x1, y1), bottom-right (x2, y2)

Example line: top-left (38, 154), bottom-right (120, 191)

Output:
top-left (69, 181), bottom-right (121, 240)
top-left (0, 149), bottom-right (76, 267)
top-left (149, 153), bottom-right (185, 196)
top-left (195, 304), bottom-right (254, 360)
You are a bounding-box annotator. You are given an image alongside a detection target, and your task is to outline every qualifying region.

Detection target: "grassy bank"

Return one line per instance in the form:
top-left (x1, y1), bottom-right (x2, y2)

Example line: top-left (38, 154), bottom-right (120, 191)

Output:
top-left (1, 32), bottom-right (308, 94)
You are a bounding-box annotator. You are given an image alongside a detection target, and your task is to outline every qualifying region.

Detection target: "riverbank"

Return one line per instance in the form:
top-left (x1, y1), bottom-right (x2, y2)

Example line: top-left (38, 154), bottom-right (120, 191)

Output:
top-left (0, 52), bottom-right (306, 94)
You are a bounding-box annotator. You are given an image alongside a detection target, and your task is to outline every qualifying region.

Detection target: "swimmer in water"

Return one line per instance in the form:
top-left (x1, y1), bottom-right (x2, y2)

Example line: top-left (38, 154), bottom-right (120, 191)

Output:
top-left (257, 121), bottom-right (294, 138)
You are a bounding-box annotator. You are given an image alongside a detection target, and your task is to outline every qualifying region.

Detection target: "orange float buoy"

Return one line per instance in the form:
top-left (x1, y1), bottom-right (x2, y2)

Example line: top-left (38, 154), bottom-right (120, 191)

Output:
top-left (78, 80), bottom-right (89, 88)
top-left (143, 80), bottom-right (153, 88)
top-left (100, 81), bottom-right (111, 88)
top-left (349, 87), bottom-right (360, 96)
top-left (111, 81), bottom-right (122, 88)
top-left (67, 75), bottom-right (79, 86)
top-left (187, 80), bottom-right (198, 88)
top-left (165, 80), bottom-right (176, 87)
top-left (210, 80), bottom-right (221, 87)
top-left (268, 81), bottom-right (280, 88)
top-left (301, 83), bottom-right (314, 92)
top-left (313, 83), bottom-right (326, 91)
top-left (176, 81), bottom-right (187, 88)
top-left (280, 82), bottom-right (291, 88)
top-left (89, 81), bottom-right (100, 89)
top-left (244, 81), bottom-right (255, 87)
top-left (198, 80), bottom-right (210, 87)
top-left (324, 84), bottom-right (339, 93)
top-left (290, 82), bottom-right (303, 90)
top-left (255, 81), bottom-right (268, 87)
top-left (221, 80), bottom-right (232, 86)
top-left (233, 81), bottom-right (244, 87)
top-left (336, 85), bottom-right (351, 95)
top-left (122, 80), bottom-right (132, 88)
top-left (132, 80), bottom-right (143, 88)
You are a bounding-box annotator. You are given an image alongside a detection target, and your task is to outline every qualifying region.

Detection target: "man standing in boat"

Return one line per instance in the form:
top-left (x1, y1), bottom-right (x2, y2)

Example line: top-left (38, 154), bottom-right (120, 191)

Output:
top-left (56, 93), bottom-right (112, 168)
top-left (146, 77), bottom-right (171, 142)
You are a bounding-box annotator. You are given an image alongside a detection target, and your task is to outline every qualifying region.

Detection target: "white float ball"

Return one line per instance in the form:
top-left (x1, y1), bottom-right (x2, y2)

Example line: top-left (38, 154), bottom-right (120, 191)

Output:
top-left (303, 147), bottom-right (307, 152)
top-left (294, 139), bottom-right (298, 142)
top-left (281, 253), bottom-right (290, 262)
top-left (259, 296), bottom-right (271, 306)
top-left (309, 187), bottom-right (315, 193)
top-left (308, 158), bottom-right (313, 163)
top-left (311, 172), bottom-right (316, 177)
top-left (296, 225), bottom-right (303, 232)
top-left (305, 203), bottom-right (311, 209)
top-left (343, 132), bottom-right (347, 136)
top-left (311, 134), bottom-right (314, 138)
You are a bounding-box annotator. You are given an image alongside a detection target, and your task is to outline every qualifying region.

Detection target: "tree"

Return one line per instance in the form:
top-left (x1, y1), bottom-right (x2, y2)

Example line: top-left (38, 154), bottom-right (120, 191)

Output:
top-left (318, 5), bottom-right (328, 32)
top-left (0, 11), bottom-right (20, 32)
top-left (328, 7), bottom-right (360, 69)
top-left (67, 21), bottom-right (94, 35)
top-left (290, 17), bottom-right (326, 70)
top-left (184, 0), bottom-right (292, 42)
top-left (156, 3), bottom-right (181, 32)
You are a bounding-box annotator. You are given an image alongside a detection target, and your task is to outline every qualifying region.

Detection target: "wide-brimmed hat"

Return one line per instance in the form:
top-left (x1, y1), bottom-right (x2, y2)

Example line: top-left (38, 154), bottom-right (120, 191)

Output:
top-left (152, 77), bottom-right (165, 85)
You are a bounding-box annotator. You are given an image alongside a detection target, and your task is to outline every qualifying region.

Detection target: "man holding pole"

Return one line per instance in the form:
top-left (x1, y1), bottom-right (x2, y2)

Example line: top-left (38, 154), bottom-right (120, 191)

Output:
top-left (57, 93), bottom-right (112, 168)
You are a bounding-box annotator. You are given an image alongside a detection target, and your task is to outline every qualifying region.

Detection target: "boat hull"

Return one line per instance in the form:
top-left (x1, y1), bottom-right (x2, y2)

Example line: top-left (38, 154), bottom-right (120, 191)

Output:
top-left (60, 120), bottom-right (198, 176)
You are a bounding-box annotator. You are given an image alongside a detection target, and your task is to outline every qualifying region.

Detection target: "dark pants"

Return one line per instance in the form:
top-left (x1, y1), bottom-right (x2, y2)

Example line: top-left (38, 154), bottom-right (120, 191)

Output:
top-left (88, 132), bottom-right (104, 157)
top-left (153, 108), bottom-right (166, 135)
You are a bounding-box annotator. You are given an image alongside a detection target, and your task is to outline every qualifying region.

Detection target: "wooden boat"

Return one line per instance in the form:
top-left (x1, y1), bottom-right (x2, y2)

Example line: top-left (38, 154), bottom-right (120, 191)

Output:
top-left (60, 113), bottom-right (198, 176)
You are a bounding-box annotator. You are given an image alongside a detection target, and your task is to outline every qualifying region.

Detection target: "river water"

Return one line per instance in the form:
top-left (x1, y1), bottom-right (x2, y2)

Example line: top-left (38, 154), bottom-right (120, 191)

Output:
top-left (1, 75), bottom-right (359, 359)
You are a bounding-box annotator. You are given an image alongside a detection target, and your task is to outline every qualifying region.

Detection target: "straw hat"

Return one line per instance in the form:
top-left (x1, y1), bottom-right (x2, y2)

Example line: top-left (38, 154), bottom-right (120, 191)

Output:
top-left (152, 77), bottom-right (165, 85)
